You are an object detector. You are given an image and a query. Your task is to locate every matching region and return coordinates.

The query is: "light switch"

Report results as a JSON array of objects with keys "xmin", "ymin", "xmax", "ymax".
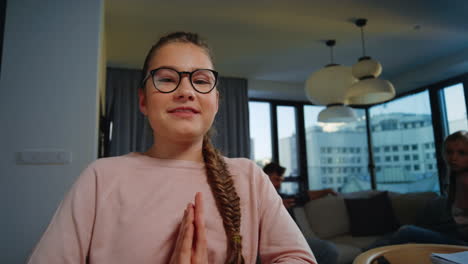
[{"xmin": 17, "ymin": 150, "xmax": 72, "ymax": 165}]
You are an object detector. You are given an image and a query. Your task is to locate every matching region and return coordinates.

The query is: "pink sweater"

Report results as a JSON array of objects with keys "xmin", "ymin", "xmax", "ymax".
[{"xmin": 27, "ymin": 153, "xmax": 316, "ymax": 264}]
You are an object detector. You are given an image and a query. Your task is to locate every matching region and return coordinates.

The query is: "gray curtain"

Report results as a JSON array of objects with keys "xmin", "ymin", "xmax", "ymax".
[
  {"xmin": 105, "ymin": 68, "xmax": 250, "ymax": 158},
  {"xmin": 105, "ymin": 68, "xmax": 152, "ymax": 156},
  {"xmin": 213, "ymin": 77, "xmax": 250, "ymax": 158}
]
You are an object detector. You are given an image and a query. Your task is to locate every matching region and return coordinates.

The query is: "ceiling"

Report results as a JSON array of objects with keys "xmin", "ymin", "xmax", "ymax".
[{"xmin": 105, "ymin": 0, "xmax": 468, "ymax": 100}]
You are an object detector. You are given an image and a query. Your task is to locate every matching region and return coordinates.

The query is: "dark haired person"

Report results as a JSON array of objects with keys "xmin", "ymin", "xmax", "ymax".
[
  {"xmin": 27, "ymin": 32, "xmax": 316, "ymax": 263},
  {"xmin": 263, "ymin": 162, "xmax": 337, "ymax": 209},
  {"xmin": 263, "ymin": 162, "xmax": 339, "ymax": 264}
]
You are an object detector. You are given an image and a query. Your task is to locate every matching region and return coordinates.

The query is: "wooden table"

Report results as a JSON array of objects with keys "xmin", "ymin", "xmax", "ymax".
[{"xmin": 353, "ymin": 243, "xmax": 468, "ymax": 264}]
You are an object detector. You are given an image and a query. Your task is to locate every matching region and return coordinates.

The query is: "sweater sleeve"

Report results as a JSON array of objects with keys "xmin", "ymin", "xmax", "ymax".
[
  {"xmin": 27, "ymin": 164, "xmax": 97, "ymax": 264},
  {"xmin": 255, "ymin": 167, "xmax": 317, "ymax": 264}
]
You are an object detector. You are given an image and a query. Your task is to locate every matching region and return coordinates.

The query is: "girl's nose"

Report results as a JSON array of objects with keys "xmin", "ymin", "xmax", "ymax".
[{"xmin": 174, "ymin": 76, "xmax": 195, "ymax": 100}]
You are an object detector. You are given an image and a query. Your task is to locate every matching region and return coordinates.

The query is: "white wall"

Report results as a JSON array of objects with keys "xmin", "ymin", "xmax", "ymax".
[{"xmin": 0, "ymin": 0, "xmax": 103, "ymax": 263}]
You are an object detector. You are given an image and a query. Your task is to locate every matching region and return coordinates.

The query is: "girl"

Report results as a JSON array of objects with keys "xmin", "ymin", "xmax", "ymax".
[{"xmin": 27, "ymin": 32, "xmax": 316, "ymax": 264}]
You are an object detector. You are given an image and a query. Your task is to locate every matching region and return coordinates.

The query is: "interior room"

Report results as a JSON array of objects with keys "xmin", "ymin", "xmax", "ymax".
[{"xmin": 1, "ymin": 0, "xmax": 468, "ymax": 263}]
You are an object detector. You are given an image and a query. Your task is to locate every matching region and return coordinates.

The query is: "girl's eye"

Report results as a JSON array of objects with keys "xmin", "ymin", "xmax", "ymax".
[
  {"xmin": 157, "ymin": 77, "xmax": 177, "ymax": 83},
  {"xmin": 193, "ymin": 79, "xmax": 211, "ymax": 85}
]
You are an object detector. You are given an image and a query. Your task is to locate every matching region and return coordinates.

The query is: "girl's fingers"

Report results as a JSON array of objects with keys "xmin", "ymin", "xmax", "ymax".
[
  {"xmin": 182, "ymin": 203, "xmax": 195, "ymax": 253},
  {"xmin": 193, "ymin": 192, "xmax": 208, "ymax": 263},
  {"xmin": 169, "ymin": 204, "xmax": 194, "ymax": 264}
]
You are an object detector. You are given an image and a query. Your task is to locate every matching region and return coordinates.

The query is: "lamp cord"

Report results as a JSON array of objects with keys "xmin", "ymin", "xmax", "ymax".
[{"xmin": 360, "ymin": 27, "xmax": 367, "ymax": 57}]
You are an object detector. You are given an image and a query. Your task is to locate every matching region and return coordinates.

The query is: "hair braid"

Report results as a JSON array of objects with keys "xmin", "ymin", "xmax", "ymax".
[{"xmin": 202, "ymin": 134, "xmax": 245, "ymax": 264}]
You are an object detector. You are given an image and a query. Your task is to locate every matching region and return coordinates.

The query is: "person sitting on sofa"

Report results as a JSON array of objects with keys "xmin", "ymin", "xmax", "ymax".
[
  {"xmin": 263, "ymin": 162, "xmax": 337, "ymax": 209},
  {"xmin": 366, "ymin": 130, "xmax": 468, "ymax": 249},
  {"xmin": 263, "ymin": 162, "xmax": 339, "ymax": 264}
]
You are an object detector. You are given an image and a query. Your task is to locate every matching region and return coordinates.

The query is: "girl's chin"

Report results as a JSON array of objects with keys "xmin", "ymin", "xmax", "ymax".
[{"xmin": 165, "ymin": 130, "xmax": 206, "ymax": 142}]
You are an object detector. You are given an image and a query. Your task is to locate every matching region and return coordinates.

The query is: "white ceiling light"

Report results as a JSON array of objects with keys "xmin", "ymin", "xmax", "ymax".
[
  {"xmin": 305, "ymin": 40, "xmax": 358, "ymax": 123},
  {"xmin": 346, "ymin": 18, "xmax": 395, "ymax": 105},
  {"xmin": 317, "ymin": 104, "xmax": 358, "ymax": 123}
]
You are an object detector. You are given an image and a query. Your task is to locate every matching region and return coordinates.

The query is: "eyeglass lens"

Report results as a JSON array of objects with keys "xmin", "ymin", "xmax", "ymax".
[{"xmin": 153, "ymin": 68, "xmax": 216, "ymax": 93}]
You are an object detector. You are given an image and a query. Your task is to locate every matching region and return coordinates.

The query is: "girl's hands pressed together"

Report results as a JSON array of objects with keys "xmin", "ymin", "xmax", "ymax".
[{"xmin": 169, "ymin": 192, "xmax": 208, "ymax": 264}]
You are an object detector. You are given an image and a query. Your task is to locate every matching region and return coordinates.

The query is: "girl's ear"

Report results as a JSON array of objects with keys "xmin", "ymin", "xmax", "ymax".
[{"xmin": 138, "ymin": 88, "xmax": 148, "ymax": 116}]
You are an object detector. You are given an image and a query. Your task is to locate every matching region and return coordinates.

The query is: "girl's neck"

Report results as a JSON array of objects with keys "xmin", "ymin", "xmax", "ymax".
[{"xmin": 144, "ymin": 136, "xmax": 204, "ymax": 163}]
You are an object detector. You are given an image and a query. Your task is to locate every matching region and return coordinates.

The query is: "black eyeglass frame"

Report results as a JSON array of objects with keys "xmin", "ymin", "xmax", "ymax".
[{"xmin": 141, "ymin": 67, "xmax": 219, "ymax": 94}]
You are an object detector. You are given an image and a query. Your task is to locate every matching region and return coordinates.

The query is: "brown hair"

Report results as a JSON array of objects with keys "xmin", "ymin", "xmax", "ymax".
[
  {"xmin": 263, "ymin": 162, "xmax": 286, "ymax": 176},
  {"xmin": 141, "ymin": 32, "xmax": 244, "ymax": 264},
  {"xmin": 444, "ymin": 130, "xmax": 468, "ymax": 207}
]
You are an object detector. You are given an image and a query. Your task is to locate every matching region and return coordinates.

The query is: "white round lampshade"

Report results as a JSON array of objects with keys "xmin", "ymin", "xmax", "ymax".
[
  {"xmin": 305, "ymin": 65, "xmax": 357, "ymax": 105},
  {"xmin": 318, "ymin": 105, "xmax": 358, "ymax": 123},
  {"xmin": 346, "ymin": 78, "xmax": 396, "ymax": 105},
  {"xmin": 352, "ymin": 57, "xmax": 382, "ymax": 79}
]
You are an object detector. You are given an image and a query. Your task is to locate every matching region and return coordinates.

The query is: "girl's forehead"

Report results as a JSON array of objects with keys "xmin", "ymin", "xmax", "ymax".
[{"xmin": 150, "ymin": 43, "xmax": 211, "ymax": 65}]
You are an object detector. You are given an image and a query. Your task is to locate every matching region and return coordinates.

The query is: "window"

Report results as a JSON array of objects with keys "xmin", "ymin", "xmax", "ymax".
[
  {"xmin": 384, "ymin": 146, "xmax": 390, "ymax": 152},
  {"xmin": 279, "ymin": 182, "xmax": 299, "ymax": 195},
  {"xmin": 393, "ymin": 155, "xmax": 399, "ymax": 162},
  {"xmin": 442, "ymin": 83, "xmax": 468, "ymax": 134},
  {"xmin": 369, "ymin": 91, "xmax": 439, "ymax": 193},
  {"xmin": 277, "ymin": 106, "xmax": 298, "ymax": 177},
  {"xmin": 249, "ymin": 102, "xmax": 272, "ymax": 167},
  {"xmin": 304, "ymin": 105, "xmax": 370, "ymax": 193},
  {"xmin": 392, "ymin": 145, "xmax": 399, "ymax": 151}
]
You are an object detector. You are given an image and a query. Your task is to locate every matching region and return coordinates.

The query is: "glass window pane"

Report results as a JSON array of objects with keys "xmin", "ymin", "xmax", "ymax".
[
  {"xmin": 277, "ymin": 106, "xmax": 298, "ymax": 177},
  {"xmin": 304, "ymin": 105, "xmax": 370, "ymax": 193},
  {"xmin": 369, "ymin": 91, "xmax": 439, "ymax": 193},
  {"xmin": 442, "ymin": 83, "xmax": 468, "ymax": 134},
  {"xmin": 248, "ymin": 102, "xmax": 272, "ymax": 167},
  {"xmin": 279, "ymin": 181, "xmax": 299, "ymax": 196}
]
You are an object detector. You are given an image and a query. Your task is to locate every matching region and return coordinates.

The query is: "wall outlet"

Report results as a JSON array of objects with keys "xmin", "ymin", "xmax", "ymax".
[{"xmin": 16, "ymin": 150, "xmax": 72, "ymax": 165}]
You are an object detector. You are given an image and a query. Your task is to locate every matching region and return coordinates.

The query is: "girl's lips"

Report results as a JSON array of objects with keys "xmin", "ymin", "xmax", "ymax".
[
  {"xmin": 167, "ymin": 107, "xmax": 200, "ymax": 118},
  {"xmin": 167, "ymin": 106, "xmax": 200, "ymax": 113}
]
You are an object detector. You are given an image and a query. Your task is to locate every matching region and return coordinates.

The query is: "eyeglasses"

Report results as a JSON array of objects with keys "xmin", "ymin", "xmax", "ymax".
[{"xmin": 142, "ymin": 67, "xmax": 218, "ymax": 94}]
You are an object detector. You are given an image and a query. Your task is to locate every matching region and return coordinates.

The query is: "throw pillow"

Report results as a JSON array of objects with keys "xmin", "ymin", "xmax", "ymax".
[
  {"xmin": 344, "ymin": 191, "xmax": 399, "ymax": 236},
  {"xmin": 304, "ymin": 195, "xmax": 350, "ymax": 239}
]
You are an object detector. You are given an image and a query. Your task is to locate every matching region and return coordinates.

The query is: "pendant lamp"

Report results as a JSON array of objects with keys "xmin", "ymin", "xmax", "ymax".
[
  {"xmin": 305, "ymin": 40, "xmax": 358, "ymax": 123},
  {"xmin": 346, "ymin": 18, "xmax": 395, "ymax": 105}
]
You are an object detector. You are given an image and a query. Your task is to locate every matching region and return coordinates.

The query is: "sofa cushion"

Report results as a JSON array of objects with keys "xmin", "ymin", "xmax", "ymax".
[
  {"xmin": 292, "ymin": 207, "xmax": 318, "ymax": 239},
  {"xmin": 333, "ymin": 243, "xmax": 362, "ymax": 264},
  {"xmin": 390, "ymin": 191, "xmax": 438, "ymax": 225},
  {"xmin": 330, "ymin": 234, "xmax": 383, "ymax": 249},
  {"xmin": 304, "ymin": 195, "xmax": 350, "ymax": 239},
  {"xmin": 344, "ymin": 191, "xmax": 399, "ymax": 236}
]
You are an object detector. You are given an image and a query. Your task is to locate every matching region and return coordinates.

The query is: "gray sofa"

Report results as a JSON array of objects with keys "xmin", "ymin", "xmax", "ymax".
[{"xmin": 293, "ymin": 190, "xmax": 440, "ymax": 264}]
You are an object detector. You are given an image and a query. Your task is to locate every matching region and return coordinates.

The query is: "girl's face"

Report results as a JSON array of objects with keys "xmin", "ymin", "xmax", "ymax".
[
  {"xmin": 445, "ymin": 140, "xmax": 468, "ymax": 173},
  {"xmin": 139, "ymin": 42, "xmax": 219, "ymax": 144}
]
